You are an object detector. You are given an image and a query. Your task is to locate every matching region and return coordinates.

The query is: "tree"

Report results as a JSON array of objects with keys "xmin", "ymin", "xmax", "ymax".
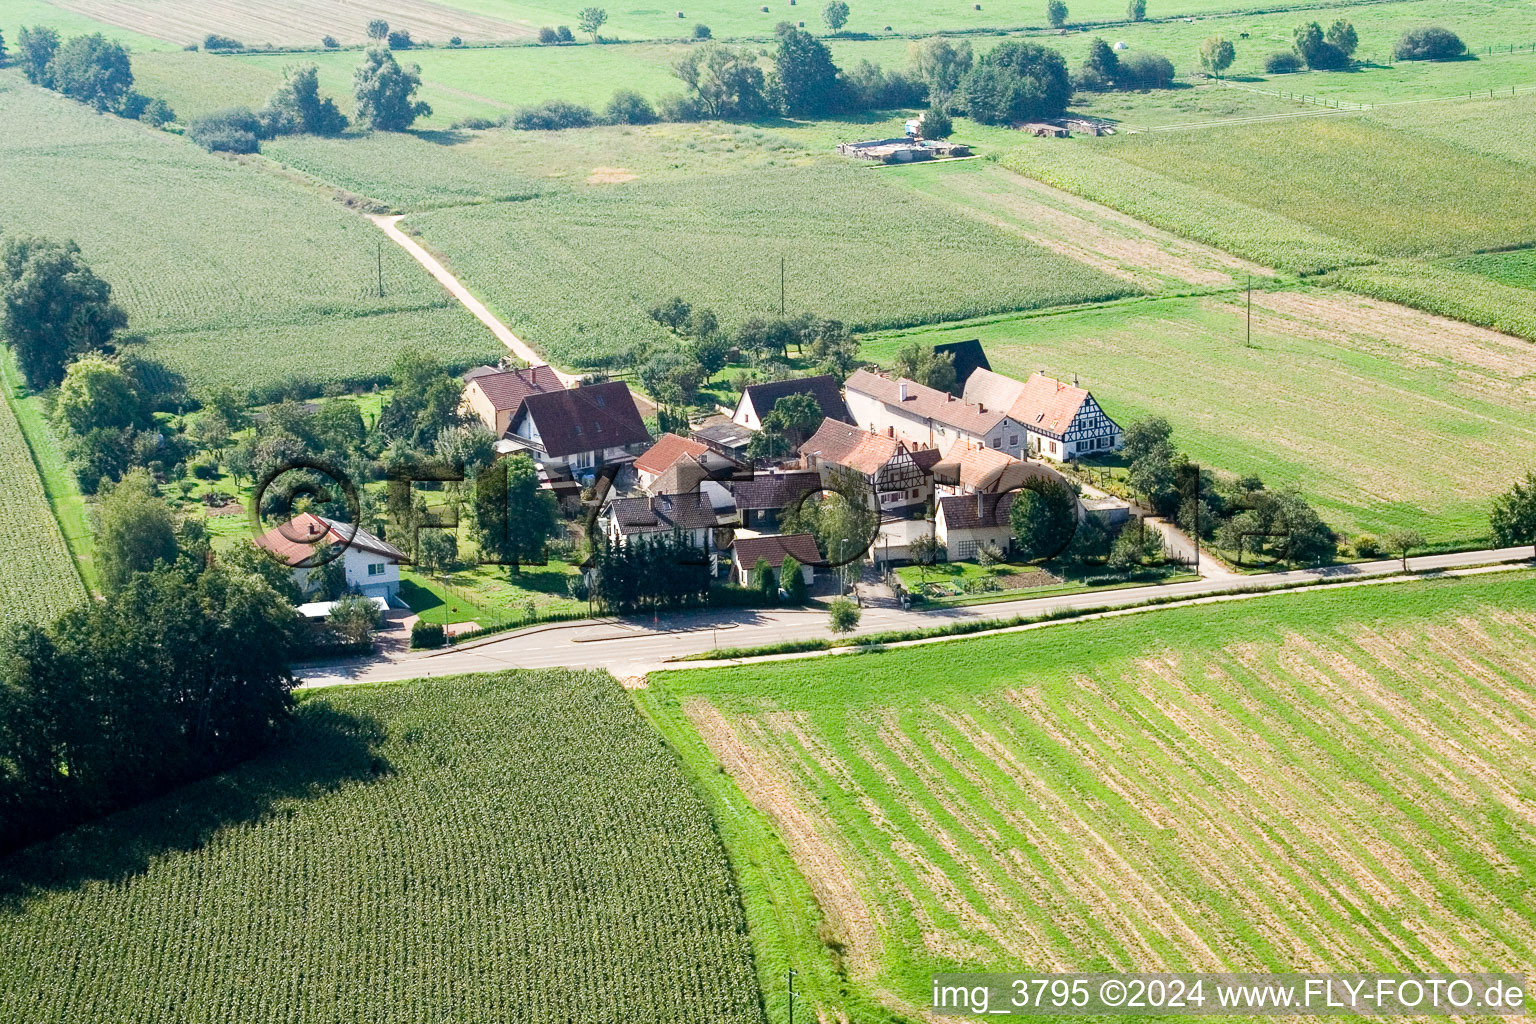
[
  {"xmin": 0, "ymin": 29, "xmax": 6, "ymax": 66},
  {"xmin": 96, "ymin": 469, "xmax": 178, "ymax": 593},
  {"xmin": 773, "ymin": 24, "xmax": 843, "ymax": 116},
  {"xmin": 779, "ymin": 555, "xmax": 808, "ymax": 603},
  {"xmin": 186, "ymin": 106, "xmax": 264, "ymax": 153},
  {"xmin": 747, "ymin": 392, "xmax": 823, "ymax": 460},
  {"xmin": 1118, "ymin": 50, "xmax": 1175, "ymax": 89},
  {"xmin": 353, "ymin": 47, "xmax": 431, "ymax": 130},
  {"xmin": 16, "ymin": 26, "xmax": 60, "ymax": 86},
  {"xmin": 417, "ymin": 529, "xmax": 459, "ymax": 578},
  {"xmin": 893, "ymin": 341, "xmax": 958, "ymax": 394},
  {"xmin": 1199, "ymin": 34, "xmax": 1235, "ymax": 77},
  {"xmin": 1120, "ymin": 415, "xmax": 1173, "ymax": 465},
  {"xmin": 1394, "ymin": 27, "xmax": 1465, "ymax": 61},
  {"xmin": 1293, "ymin": 20, "xmax": 1354, "ymax": 70},
  {"xmin": 1, "ymin": 236, "xmax": 127, "ymax": 388},
  {"xmin": 366, "ymin": 19, "xmax": 389, "ymax": 40},
  {"xmin": 386, "ymin": 29, "xmax": 413, "ymax": 49},
  {"xmin": 908, "ymin": 531, "xmax": 941, "ymax": 581},
  {"xmin": 823, "ymin": 0, "xmax": 850, "ymax": 33},
  {"xmin": 1127, "ymin": 447, "xmax": 1175, "ymax": 511},
  {"xmin": 917, "ymin": 104, "xmax": 951, "ymax": 139},
  {"xmin": 960, "ymin": 40, "xmax": 1072, "ymax": 125},
  {"xmin": 46, "ymin": 33, "xmax": 133, "ymax": 111},
  {"xmin": 1077, "ymin": 37, "xmax": 1120, "ymax": 90},
  {"xmin": 327, "ymin": 593, "xmax": 382, "ymax": 645},
  {"xmin": 139, "ymin": 97, "xmax": 175, "ymax": 127},
  {"xmin": 694, "ymin": 24, "xmax": 712, "ymax": 39},
  {"xmin": 1009, "ymin": 479, "xmax": 1077, "ymax": 561},
  {"xmin": 1491, "ymin": 473, "xmax": 1536, "ymax": 558},
  {"xmin": 640, "ymin": 349, "xmax": 705, "ymax": 407},
  {"xmin": 1326, "ymin": 19, "xmax": 1358, "ymax": 58},
  {"xmin": 693, "ymin": 332, "xmax": 731, "ymax": 381},
  {"xmin": 606, "ymin": 88, "xmax": 657, "ymax": 124},
  {"xmin": 259, "ymin": 63, "xmax": 348, "ymax": 136},
  {"xmin": 806, "ymin": 318, "xmax": 860, "ymax": 378},
  {"xmin": 1127, "ymin": 0, "xmax": 1146, "ymax": 21},
  {"xmin": 578, "ymin": 7, "xmax": 608, "ymax": 41},
  {"xmin": 1047, "ymin": 0, "xmax": 1069, "ymax": 28},
  {"xmin": 1381, "ymin": 527, "xmax": 1425, "ymax": 571},
  {"xmin": 55, "ymin": 356, "xmax": 142, "ymax": 434},
  {"xmin": 474, "ymin": 454, "xmax": 558, "ymax": 573},
  {"xmin": 828, "ymin": 596, "xmax": 860, "ymax": 633},
  {"xmin": 1108, "ymin": 518, "xmax": 1163, "ymax": 569},
  {"xmin": 907, "ymin": 36, "xmax": 972, "ymax": 108},
  {"xmin": 673, "ymin": 42, "xmax": 769, "ymax": 118}
]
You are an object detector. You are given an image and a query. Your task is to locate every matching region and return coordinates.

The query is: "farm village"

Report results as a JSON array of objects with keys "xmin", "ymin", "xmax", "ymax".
[{"xmin": 4, "ymin": 0, "xmax": 1536, "ymax": 1022}]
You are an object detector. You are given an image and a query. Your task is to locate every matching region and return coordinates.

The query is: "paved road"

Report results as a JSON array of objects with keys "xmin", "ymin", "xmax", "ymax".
[{"xmin": 296, "ymin": 546, "xmax": 1534, "ymax": 687}]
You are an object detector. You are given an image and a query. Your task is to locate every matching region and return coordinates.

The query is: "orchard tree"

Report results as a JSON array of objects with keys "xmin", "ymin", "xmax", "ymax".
[
  {"xmin": 823, "ymin": 0, "xmax": 850, "ymax": 33},
  {"xmin": 1491, "ymin": 473, "xmax": 1536, "ymax": 558},
  {"xmin": 746, "ymin": 392, "xmax": 823, "ymax": 459},
  {"xmin": 1381, "ymin": 527, "xmax": 1424, "ymax": 571},
  {"xmin": 1, "ymin": 236, "xmax": 127, "ymax": 388},
  {"xmin": 367, "ymin": 19, "xmax": 390, "ymax": 41},
  {"xmin": 1047, "ymin": 0, "xmax": 1069, "ymax": 28},
  {"xmin": 353, "ymin": 46, "xmax": 431, "ymax": 130},
  {"xmin": 474, "ymin": 453, "xmax": 558, "ymax": 573},
  {"xmin": 578, "ymin": 7, "xmax": 608, "ymax": 41},
  {"xmin": 1199, "ymin": 34, "xmax": 1235, "ymax": 77}
]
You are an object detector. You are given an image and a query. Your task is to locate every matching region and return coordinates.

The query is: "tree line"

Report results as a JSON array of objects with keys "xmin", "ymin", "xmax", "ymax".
[{"xmin": 11, "ymin": 26, "xmax": 176, "ymax": 125}]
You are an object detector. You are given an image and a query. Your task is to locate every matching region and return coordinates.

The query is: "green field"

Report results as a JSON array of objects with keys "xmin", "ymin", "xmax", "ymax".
[
  {"xmin": 644, "ymin": 570, "xmax": 1536, "ymax": 1021},
  {"xmin": 862, "ymin": 289, "xmax": 1536, "ymax": 543},
  {"xmin": 404, "ymin": 162, "xmax": 1133, "ymax": 367},
  {"xmin": 0, "ymin": 76, "xmax": 500, "ymax": 396},
  {"xmin": 0, "ymin": 359, "xmax": 87, "ymax": 627},
  {"xmin": 0, "ymin": 670, "xmax": 766, "ymax": 1023}
]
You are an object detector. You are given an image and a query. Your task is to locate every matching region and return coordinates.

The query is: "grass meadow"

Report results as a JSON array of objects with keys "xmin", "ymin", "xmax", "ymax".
[
  {"xmin": 0, "ymin": 670, "xmax": 766, "ymax": 1023},
  {"xmin": 644, "ymin": 570, "xmax": 1536, "ymax": 1021},
  {"xmin": 0, "ymin": 76, "xmax": 501, "ymax": 396},
  {"xmin": 402, "ymin": 161, "xmax": 1136, "ymax": 368},
  {"xmin": 861, "ymin": 290, "xmax": 1536, "ymax": 543}
]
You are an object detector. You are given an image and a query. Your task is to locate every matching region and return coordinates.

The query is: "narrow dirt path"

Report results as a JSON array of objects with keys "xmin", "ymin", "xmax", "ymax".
[{"xmin": 368, "ymin": 214, "xmax": 582, "ymax": 386}]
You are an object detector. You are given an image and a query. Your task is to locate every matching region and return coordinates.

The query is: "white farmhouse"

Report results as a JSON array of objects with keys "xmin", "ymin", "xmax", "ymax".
[
  {"xmin": 962, "ymin": 369, "xmax": 1122, "ymax": 461},
  {"xmin": 843, "ymin": 369, "xmax": 1023, "ymax": 457},
  {"xmin": 254, "ymin": 512, "xmax": 404, "ymax": 601}
]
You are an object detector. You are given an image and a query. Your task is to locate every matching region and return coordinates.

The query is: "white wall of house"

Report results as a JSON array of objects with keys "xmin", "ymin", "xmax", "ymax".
[
  {"xmin": 935, "ymin": 506, "xmax": 1014, "ymax": 563},
  {"xmin": 733, "ymin": 557, "xmax": 814, "ymax": 587},
  {"xmin": 846, "ymin": 388, "xmax": 1021, "ymax": 458},
  {"xmin": 295, "ymin": 546, "xmax": 400, "ymax": 599},
  {"xmin": 731, "ymin": 393, "xmax": 762, "ymax": 429}
]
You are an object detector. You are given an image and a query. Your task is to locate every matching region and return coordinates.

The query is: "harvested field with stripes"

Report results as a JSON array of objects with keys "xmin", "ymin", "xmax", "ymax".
[{"xmin": 650, "ymin": 573, "xmax": 1536, "ymax": 1019}]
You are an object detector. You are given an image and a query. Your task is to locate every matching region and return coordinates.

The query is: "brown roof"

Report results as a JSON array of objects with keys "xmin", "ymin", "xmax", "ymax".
[
  {"xmin": 253, "ymin": 512, "xmax": 405, "ymax": 567},
  {"xmin": 732, "ymin": 533, "xmax": 822, "ymax": 569},
  {"xmin": 609, "ymin": 492, "xmax": 720, "ymax": 535},
  {"xmin": 932, "ymin": 445, "xmax": 1031, "ymax": 492},
  {"xmin": 635, "ymin": 433, "xmax": 710, "ymax": 476},
  {"xmin": 468, "ymin": 364, "xmax": 563, "ymax": 413},
  {"xmin": 938, "ymin": 492, "xmax": 1016, "ymax": 531},
  {"xmin": 963, "ymin": 369, "xmax": 1104, "ymax": 438},
  {"xmin": 739, "ymin": 374, "xmax": 851, "ymax": 423},
  {"xmin": 845, "ymin": 368, "xmax": 1008, "ymax": 435},
  {"xmin": 910, "ymin": 447, "xmax": 943, "ymax": 472},
  {"xmin": 732, "ymin": 471, "xmax": 823, "ymax": 510},
  {"xmin": 515, "ymin": 381, "xmax": 651, "ymax": 458},
  {"xmin": 798, "ymin": 417, "xmax": 903, "ymax": 475},
  {"xmin": 650, "ymin": 455, "xmax": 709, "ymax": 498}
]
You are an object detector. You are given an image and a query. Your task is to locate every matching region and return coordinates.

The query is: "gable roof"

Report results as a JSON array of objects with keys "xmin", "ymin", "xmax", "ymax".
[
  {"xmin": 608, "ymin": 492, "xmax": 720, "ymax": 535},
  {"xmin": 253, "ymin": 512, "xmax": 405, "ymax": 566},
  {"xmin": 938, "ymin": 491, "xmax": 1016, "ymax": 532},
  {"xmin": 739, "ymin": 374, "xmax": 852, "ymax": 424},
  {"xmin": 650, "ymin": 455, "xmax": 709, "ymax": 498},
  {"xmin": 932, "ymin": 444, "xmax": 1031, "ymax": 493},
  {"xmin": 634, "ymin": 432, "xmax": 711, "ymax": 476},
  {"xmin": 845, "ymin": 368, "xmax": 1008, "ymax": 435},
  {"xmin": 732, "ymin": 471, "xmax": 823, "ymax": 510},
  {"xmin": 516, "ymin": 381, "xmax": 651, "ymax": 457},
  {"xmin": 732, "ymin": 532, "xmax": 822, "ymax": 569},
  {"xmin": 799, "ymin": 417, "xmax": 904, "ymax": 475},
  {"xmin": 963, "ymin": 369, "xmax": 1099, "ymax": 437},
  {"xmin": 933, "ymin": 339, "xmax": 992, "ymax": 389},
  {"xmin": 468, "ymin": 364, "xmax": 563, "ymax": 413},
  {"xmin": 692, "ymin": 419, "xmax": 754, "ymax": 454}
]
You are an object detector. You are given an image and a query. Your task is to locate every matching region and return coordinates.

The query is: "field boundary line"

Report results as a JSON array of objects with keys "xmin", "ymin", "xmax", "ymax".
[{"xmin": 367, "ymin": 214, "xmax": 580, "ymax": 385}]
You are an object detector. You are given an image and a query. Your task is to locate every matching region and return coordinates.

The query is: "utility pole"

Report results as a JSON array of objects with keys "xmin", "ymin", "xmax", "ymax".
[
  {"xmin": 377, "ymin": 242, "xmax": 384, "ymax": 298},
  {"xmin": 780, "ymin": 255, "xmax": 786, "ymax": 317},
  {"xmin": 1245, "ymin": 274, "xmax": 1252, "ymax": 347},
  {"xmin": 788, "ymin": 968, "xmax": 797, "ymax": 1024}
]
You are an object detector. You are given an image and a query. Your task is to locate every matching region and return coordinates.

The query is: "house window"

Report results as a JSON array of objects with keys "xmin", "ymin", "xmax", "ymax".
[
  {"xmin": 1010, "ymin": 435, "xmax": 1019, "ymax": 447},
  {"xmin": 957, "ymin": 539, "xmax": 978, "ymax": 560},
  {"xmin": 991, "ymin": 437, "xmax": 1001, "ymax": 448},
  {"xmin": 367, "ymin": 563, "xmax": 386, "ymax": 577}
]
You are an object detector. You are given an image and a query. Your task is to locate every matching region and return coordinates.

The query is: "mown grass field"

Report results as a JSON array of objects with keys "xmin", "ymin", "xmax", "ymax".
[
  {"xmin": 0, "ymin": 358, "xmax": 87, "ymax": 628},
  {"xmin": 644, "ymin": 571, "xmax": 1536, "ymax": 1021},
  {"xmin": 0, "ymin": 670, "xmax": 766, "ymax": 1023},
  {"xmin": 0, "ymin": 76, "xmax": 500, "ymax": 396},
  {"xmin": 862, "ymin": 290, "xmax": 1536, "ymax": 543},
  {"xmin": 404, "ymin": 162, "xmax": 1135, "ymax": 368}
]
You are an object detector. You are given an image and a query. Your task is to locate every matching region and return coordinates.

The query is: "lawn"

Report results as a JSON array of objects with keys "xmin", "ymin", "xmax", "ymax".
[
  {"xmin": 643, "ymin": 570, "xmax": 1536, "ymax": 1021},
  {"xmin": 400, "ymin": 559, "xmax": 585, "ymax": 627},
  {"xmin": 0, "ymin": 75, "xmax": 501, "ymax": 397},
  {"xmin": 861, "ymin": 290, "xmax": 1536, "ymax": 544},
  {"xmin": 0, "ymin": 670, "xmax": 766, "ymax": 1023},
  {"xmin": 404, "ymin": 161, "xmax": 1135, "ymax": 368}
]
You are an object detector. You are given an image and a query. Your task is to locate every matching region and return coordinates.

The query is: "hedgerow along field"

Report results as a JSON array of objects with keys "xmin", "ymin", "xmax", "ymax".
[
  {"xmin": 862, "ymin": 290, "xmax": 1536, "ymax": 543},
  {"xmin": 0, "ymin": 362, "xmax": 87, "ymax": 628},
  {"xmin": 0, "ymin": 77, "xmax": 501, "ymax": 397},
  {"xmin": 0, "ymin": 670, "xmax": 766, "ymax": 1024},
  {"xmin": 404, "ymin": 162, "xmax": 1135, "ymax": 368},
  {"xmin": 643, "ymin": 571, "xmax": 1536, "ymax": 1021}
]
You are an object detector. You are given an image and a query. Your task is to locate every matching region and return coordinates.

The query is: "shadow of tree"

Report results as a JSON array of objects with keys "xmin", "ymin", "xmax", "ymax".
[
  {"xmin": 410, "ymin": 128, "xmax": 476, "ymax": 146},
  {"xmin": 0, "ymin": 703, "xmax": 389, "ymax": 914}
]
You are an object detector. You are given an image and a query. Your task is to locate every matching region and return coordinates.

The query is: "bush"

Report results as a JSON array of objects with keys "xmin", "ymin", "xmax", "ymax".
[
  {"xmin": 605, "ymin": 88, "xmax": 658, "ymax": 124},
  {"xmin": 138, "ymin": 96, "xmax": 176, "ymax": 126},
  {"xmin": 1117, "ymin": 50, "xmax": 1175, "ymax": 89},
  {"xmin": 508, "ymin": 100, "xmax": 595, "ymax": 130},
  {"xmin": 1264, "ymin": 50, "xmax": 1304, "ymax": 73},
  {"xmin": 1394, "ymin": 26, "xmax": 1465, "ymax": 61},
  {"xmin": 538, "ymin": 26, "xmax": 559, "ymax": 43},
  {"xmin": 452, "ymin": 115, "xmax": 504, "ymax": 129},
  {"xmin": 694, "ymin": 23, "xmax": 712, "ymax": 39},
  {"xmin": 203, "ymin": 33, "xmax": 243, "ymax": 50},
  {"xmin": 386, "ymin": 29, "xmax": 413, "ymax": 49},
  {"xmin": 322, "ymin": 35, "xmax": 339, "ymax": 48},
  {"xmin": 1352, "ymin": 533, "xmax": 1382, "ymax": 558},
  {"xmin": 657, "ymin": 92, "xmax": 706, "ymax": 121},
  {"xmin": 186, "ymin": 106, "xmax": 264, "ymax": 153},
  {"xmin": 410, "ymin": 621, "xmax": 445, "ymax": 649},
  {"xmin": 557, "ymin": 25, "xmax": 574, "ymax": 42},
  {"xmin": 449, "ymin": 35, "xmax": 463, "ymax": 46}
]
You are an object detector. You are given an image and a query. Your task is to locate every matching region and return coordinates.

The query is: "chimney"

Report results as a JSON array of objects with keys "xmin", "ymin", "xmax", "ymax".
[
  {"xmin": 899, "ymin": 381, "xmax": 909, "ymax": 401},
  {"xmin": 1073, "ymin": 373, "xmax": 1080, "ymax": 387}
]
